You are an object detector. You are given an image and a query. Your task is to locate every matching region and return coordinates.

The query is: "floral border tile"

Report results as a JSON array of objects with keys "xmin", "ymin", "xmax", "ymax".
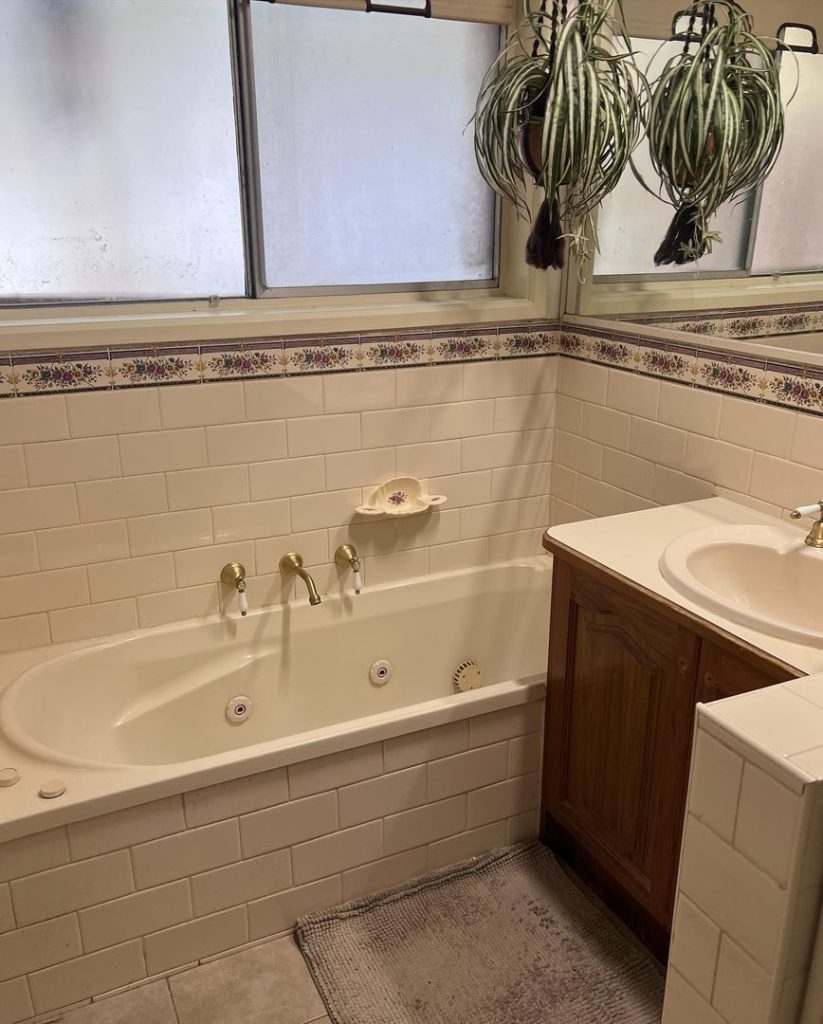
[
  {"xmin": 498, "ymin": 325, "xmax": 556, "ymax": 358},
  {"xmin": 10, "ymin": 350, "xmax": 112, "ymax": 394},
  {"xmin": 647, "ymin": 301, "xmax": 823, "ymax": 341},
  {"xmin": 360, "ymin": 332, "xmax": 430, "ymax": 369},
  {"xmin": 765, "ymin": 368, "xmax": 823, "ymax": 411},
  {"xmin": 430, "ymin": 328, "xmax": 495, "ymax": 363},
  {"xmin": 695, "ymin": 356, "xmax": 763, "ymax": 397},
  {"xmin": 110, "ymin": 346, "xmax": 201, "ymax": 388},
  {"xmin": 557, "ymin": 331, "xmax": 587, "ymax": 356},
  {"xmin": 282, "ymin": 337, "xmax": 360, "ymax": 375},
  {"xmin": 0, "ymin": 356, "xmax": 15, "ymax": 398},
  {"xmin": 640, "ymin": 346, "xmax": 696, "ymax": 383},
  {"xmin": 200, "ymin": 339, "xmax": 284, "ymax": 381},
  {"xmin": 7, "ymin": 318, "xmax": 823, "ymax": 418}
]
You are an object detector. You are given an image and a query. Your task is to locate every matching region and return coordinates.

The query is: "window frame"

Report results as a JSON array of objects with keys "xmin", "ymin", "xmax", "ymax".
[
  {"xmin": 0, "ymin": 0, "xmax": 555, "ymax": 353},
  {"xmin": 235, "ymin": 0, "xmax": 503, "ymax": 299},
  {"xmin": 568, "ymin": 1, "xmax": 823, "ymax": 318}
]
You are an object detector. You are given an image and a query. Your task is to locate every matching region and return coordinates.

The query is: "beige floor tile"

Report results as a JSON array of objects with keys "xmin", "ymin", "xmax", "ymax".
[
  {"xmin": 62, "ymin": 981, "xmax": 176, "ymax": 1024},
  {"xmin": 170, "ymin": 937, "xmax": 325, "ymax": 1024}
]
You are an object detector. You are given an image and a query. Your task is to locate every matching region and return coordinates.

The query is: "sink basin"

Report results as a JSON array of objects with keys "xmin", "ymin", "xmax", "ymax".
[{"xmin": 660, "ymin": 524, "xmax": 823, "ymax": 645}]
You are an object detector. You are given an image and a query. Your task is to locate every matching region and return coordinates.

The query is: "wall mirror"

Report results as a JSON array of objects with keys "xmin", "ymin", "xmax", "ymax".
[{"xmin": 564, "ymin": 0, "xmax": 823, "ymax": 358}]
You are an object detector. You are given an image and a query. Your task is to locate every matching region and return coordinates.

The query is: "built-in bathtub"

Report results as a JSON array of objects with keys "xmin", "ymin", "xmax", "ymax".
[
  {"xmin": 0, "ymin": 558, "xmax": 551, "ymax": 1016},
  {"xmin": 0, "ymin": 557, "xmax": 551, "ymax": 840}
]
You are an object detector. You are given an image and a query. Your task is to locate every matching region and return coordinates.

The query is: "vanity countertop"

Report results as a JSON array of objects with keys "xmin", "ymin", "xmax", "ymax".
[{"xmin": 543, "ymin": 496, "xmax": 823, "ymax": 677}]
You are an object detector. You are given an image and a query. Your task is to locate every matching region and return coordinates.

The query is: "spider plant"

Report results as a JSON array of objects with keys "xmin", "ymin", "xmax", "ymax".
[
  {"xmin": 474, "ymin": 0, "xmax": 647, "ymax": 270},
  {"xmin": 645, "ymin": 0, "xmax": 785, "ymax": 266}
]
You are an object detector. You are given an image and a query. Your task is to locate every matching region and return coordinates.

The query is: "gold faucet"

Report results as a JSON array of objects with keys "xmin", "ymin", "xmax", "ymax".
[
  {"xmin": 279, "ymin": 552, "xmax": 322, "ymax": 606},
  {"xmin": 790, "ymin": 501, "xmax": 823, "ymax": 548},
  {"xmin": 220, "ymin": 562, "xmax": 248, "ymax": 616},
  {"xmin": 334, "ymin": 543, "xmax": 362, "ymax": 594}
]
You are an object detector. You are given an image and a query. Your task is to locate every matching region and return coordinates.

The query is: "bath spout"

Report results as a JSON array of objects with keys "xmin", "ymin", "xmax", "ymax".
[{"xmin": 279, "ymin": 552, "xmax": 322, "ymax": 606}]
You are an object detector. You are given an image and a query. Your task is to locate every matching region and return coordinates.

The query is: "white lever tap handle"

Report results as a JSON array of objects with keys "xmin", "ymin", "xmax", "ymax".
[
  {"xmin": 791, "ymin": 502, "xmax": 823, "ymax": 519},
  {"xmin": 352, "ymin": 570, "xmax": 363, "ymax": 595},
  {"xmin": 238, "ymin": 590, "xmax": 248, "ymax": 616}
]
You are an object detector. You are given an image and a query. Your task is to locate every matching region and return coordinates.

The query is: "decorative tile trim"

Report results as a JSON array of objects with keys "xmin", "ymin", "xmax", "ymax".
[
  {"xmin": 0, "ymin": 321, "xmax": 559, "ymax": 398},
  {"xmin": 559, "ymin": 323, "xmax": 823, "ymax": 416},
  {"xmin": 4, "ymin": 316, "xmax": 823, "ymax": 416},
  {"xmin": 625, "ymin": 300, "xmax": 823, "ymax": 341}
]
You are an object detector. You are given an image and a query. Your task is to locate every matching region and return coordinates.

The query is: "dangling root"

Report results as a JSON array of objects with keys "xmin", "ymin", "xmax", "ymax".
[
  {"xmin": 654, "ymin": 204, "xmax": 714, "ymax": 266},
  {"xmin": 526, "ymin": 196, "xmax": 565, "ymax": 270}
]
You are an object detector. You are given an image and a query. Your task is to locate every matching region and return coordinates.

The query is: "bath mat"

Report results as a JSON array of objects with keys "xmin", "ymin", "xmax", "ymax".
[{"xmin": 296, "ymin": 841, "xmax": 664, "ymax": 1024}]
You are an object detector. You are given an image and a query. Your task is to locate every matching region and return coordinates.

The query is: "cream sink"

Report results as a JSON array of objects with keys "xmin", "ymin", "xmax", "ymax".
[{"xmin": 660, "ymin": 524, "xmax": 823, "ymax": 645}]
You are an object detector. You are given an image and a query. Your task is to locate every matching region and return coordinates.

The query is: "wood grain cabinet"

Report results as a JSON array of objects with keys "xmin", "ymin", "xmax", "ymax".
[{"xmin": 540, "ymin": 548, "xmax": 798, "ymax": 960}]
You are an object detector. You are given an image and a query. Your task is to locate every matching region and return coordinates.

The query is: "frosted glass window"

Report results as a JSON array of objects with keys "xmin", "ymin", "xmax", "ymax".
[
  {"xmin": 0, "ymin": 0, "xmax": 245, "ymax": 303},
  {"xmin": 594, "ymin": 38, "xmax": 751, "ymax": 278},
  {"xmin": 750, "ymin": 50, "xmax": 823, "ymax": 275},
  {"xmin": 250, "ymin": 5, "xmax": 499, "ymax": 291}
]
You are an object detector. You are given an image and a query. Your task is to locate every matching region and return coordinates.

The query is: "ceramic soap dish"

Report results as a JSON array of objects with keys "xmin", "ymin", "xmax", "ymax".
[{"xmin": 357, "ymin": 477, "xmax": 447, "ymax": 518}]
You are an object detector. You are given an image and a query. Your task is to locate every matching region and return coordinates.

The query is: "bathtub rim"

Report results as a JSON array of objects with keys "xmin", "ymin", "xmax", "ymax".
[{"xmin": 0, "ymin": 556, "xmax": 551, "ymax": 844}]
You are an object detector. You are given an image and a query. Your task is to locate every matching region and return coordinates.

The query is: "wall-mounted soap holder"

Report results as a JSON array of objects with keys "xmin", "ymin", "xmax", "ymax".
[{"xmin": 357, "ymin": 477, "xmax": 447, "ymax": 518}]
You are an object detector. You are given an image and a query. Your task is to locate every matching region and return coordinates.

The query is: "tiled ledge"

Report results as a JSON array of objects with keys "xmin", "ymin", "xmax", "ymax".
[
  {"xmin": 5, "ymin": 318, "xmax": 823, "ymax": 417},
  {"xmin": 0, "ymin": 322, "xmax": 558, "ymax": 398}
]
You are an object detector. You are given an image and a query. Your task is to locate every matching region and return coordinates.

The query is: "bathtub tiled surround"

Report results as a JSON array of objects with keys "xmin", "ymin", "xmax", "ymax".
[
  {"xmin": 10, "ymin": 317, "xmax": 823, "ymax": 652},
  {"xmin": 0, "ymin": 353, "xmax": 557, "ymax": 653},
  {"xmin": 0, "ymin": 702, "xmax": 542, "ymax": 1023},
  {"xmin": 663, "ymin": 686, "xmax": 823, "ymax": 1024}
]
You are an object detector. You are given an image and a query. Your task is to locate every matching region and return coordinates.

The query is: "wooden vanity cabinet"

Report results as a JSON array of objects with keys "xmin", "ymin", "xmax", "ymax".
[{"xmin": 540, "ymin": 547, "xmax": 799, "ymax": 960}]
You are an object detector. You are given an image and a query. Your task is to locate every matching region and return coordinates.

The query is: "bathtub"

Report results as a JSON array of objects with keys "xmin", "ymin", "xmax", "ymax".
[{"xmin": 0, "ymin": 557, "xmax": 551, "ymax": 842}]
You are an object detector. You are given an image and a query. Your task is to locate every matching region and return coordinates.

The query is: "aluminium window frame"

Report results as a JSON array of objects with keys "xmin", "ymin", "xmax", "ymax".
[
  {"xmin": 0, "ymin": 1, "xmax": 551, "ymax": 353},
  {"xmin": 0, "ymin": 0, "xmax": 503, "ymax": 311},
  {"xmin": 235, "ymin": 0, "xmax": 503, "ymax": 299}
]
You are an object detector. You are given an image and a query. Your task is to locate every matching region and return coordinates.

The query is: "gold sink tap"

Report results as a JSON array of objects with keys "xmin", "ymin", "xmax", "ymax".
[
  {"xmin": 790, "ymin": 500, "xmax": 823, "ymax": 548},
  {"xmin": 279, "ymin": 552, "xmax": 321, "ymax": 606}
]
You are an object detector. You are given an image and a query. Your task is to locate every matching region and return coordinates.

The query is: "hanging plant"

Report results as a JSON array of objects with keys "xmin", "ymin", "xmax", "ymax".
[
  {"xmin": 474, "ymin": 0, "xmax": 647, "ymax": 270},
  {"xmin": 644, "ymin": 0, "xmax": 785, "ymax": 266}
]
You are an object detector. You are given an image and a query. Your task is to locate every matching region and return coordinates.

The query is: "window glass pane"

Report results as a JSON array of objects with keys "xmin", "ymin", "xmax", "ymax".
[
  {"xmin": 0, "ymin": 0, "xmax": 245, "ymax": 303},
  {"xmin": 250, "ymin": 5, "xmax": 498, "ymax": 291},
  {"xmin": 594, "ymin": 37, "xmax": 751, "ymax": 278},
  {"xmin": 750, "ymin": 50, "xmax": 823, "ymax": 275}
]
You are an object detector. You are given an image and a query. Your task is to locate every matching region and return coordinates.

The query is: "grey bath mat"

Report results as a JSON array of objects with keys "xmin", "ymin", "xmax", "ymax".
[{"xmin": 296, "ymin": 841, "xmax": 664, "ymax": 1024}]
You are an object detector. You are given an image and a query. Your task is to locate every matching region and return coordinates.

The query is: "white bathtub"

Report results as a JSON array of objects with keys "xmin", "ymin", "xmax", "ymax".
[{"xmin": 0, "ymin": 558, "xmax": 551, "ymax": 841}]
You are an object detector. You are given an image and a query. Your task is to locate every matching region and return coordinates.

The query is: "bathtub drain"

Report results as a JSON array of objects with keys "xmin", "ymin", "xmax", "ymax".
[{"xmin": 226, "ymin": 696, "xmax": 253, "ymax": 724}]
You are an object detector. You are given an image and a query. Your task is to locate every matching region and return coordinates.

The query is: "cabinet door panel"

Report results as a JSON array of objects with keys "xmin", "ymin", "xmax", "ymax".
[
  {"xmin": 565, "ymin": 607, "xmax": 660, "ymax": 863},
  {"xmin": 544, "ymin": 559, "xmax": 699, "ymax": 926}
]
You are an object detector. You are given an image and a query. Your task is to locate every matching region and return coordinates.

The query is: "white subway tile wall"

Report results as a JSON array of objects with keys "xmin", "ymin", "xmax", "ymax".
[
  {"xmin": 0, "ymin": 359, "xmax": 557, "ymax": 653},
  {"xmin": 550, "ymin": 359, "xmax": 823, "ymax": 530},
  {"xmin": 0, "ymin": 704, "xmax": 542, "ymax": 1021},
  {"xmin": 663, "ymin": 711, "xmax": 823, "ymax": 1024}
]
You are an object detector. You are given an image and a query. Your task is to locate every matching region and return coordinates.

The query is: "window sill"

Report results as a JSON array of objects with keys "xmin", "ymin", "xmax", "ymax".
[
  {"xmin": 575, "ymin": 272, "xmax": 823, "ymax": 318},
  {"xmin": 0, "ymin": 292, "xmax": 548, "ymax": 353}
]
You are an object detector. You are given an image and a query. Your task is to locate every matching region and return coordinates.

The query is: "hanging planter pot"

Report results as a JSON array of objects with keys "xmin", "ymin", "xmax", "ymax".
[
  {"xmin": 474, "ymin": 0, "xmax": 647, "ymax": 271},
  {"xmin": 641, "ymin": 0, "xmax": 786, "ymax": 266}
]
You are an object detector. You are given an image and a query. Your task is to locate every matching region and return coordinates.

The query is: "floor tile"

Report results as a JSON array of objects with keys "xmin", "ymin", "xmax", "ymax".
[
  {"xmin": 62, "ymin": 982, "xmax": 176, "ymax": 1024},
  {"xmin": 170, "ymin": 937, "xmax": 325, "ymax": 1024}
]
